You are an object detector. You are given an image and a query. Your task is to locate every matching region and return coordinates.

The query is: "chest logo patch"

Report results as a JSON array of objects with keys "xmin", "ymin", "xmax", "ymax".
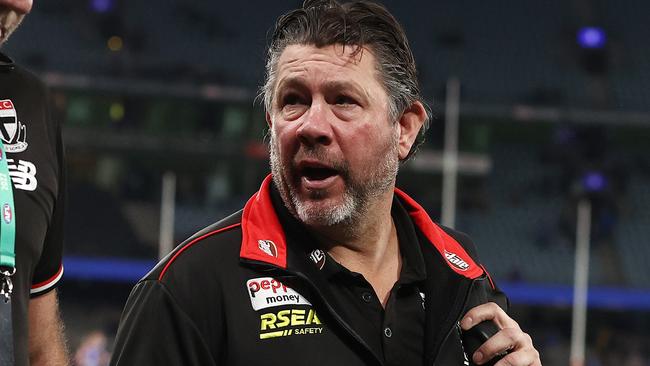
[
  {"xmin": 247, "ymin": 277, "xmax": 324, "ymax": 340},
  {"xmin": 0, "ymin": 100, "xmax": 29, "ymax": 153},
  {"xmin": 247, "ymin": 277, "xmax": 311, "ymax": 311},
  {"xmin": 444, "ymin": 250, "xmax": 470, "ymax": 271},
  {"xmin": 8, "ymin": 159, "xmax": 37, "ymax": 191},
  {"xmin": 309, "ymin": 249, "xmax": 326, "ymax": 270}
]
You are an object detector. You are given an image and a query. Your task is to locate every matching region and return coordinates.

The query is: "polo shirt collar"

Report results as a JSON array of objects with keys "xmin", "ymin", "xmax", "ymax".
[
  {"xmin": 239, "ymin": 175, "xmax": 484, "ymax": 280},
  {"xmin": 311, "ymin": 195, "xmax": 427, "ymax": 284}
]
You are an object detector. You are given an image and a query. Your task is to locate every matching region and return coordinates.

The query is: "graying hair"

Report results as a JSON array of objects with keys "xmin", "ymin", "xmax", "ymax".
[{"xmin": 261, "ymin": 0, "xmax": 431, "ymax": 159}]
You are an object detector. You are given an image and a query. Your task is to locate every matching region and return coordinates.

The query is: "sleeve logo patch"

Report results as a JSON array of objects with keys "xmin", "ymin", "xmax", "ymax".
[
  {"xmin": 444, "ymin": 250, "xmax": 470, "ymax": 271},
  {"xmin": 247, "ymin": 277, "xmax": 311, "ymax": 311}
]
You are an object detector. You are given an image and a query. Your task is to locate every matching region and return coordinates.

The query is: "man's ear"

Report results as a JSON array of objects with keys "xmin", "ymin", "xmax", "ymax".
[
  {"xmin": 266, "ymin": 111, "xmax": 273, "ymax": 127},
  {"xmin": 397, "ymin": 101, "xmax": 427, "ymax": 160}
]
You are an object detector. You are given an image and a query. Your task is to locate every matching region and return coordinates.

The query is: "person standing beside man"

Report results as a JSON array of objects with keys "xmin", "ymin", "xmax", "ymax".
[
  {"xmin": 1, "ymin": 0, "xmax": 69, "ymax": 365},
  {"xmin": 111, "ymin": 1, "xmax": 540, "ymax": 365}
]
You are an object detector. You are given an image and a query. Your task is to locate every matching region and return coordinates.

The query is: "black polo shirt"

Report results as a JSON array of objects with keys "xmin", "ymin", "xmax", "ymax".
[
  {"xmin": 112, "ymin": 175, "xmax": 507, "ymax": 366},
  {"xmin": 271, "ymin": 187, "xmax": 427, "ymax": 365},
  {"xmin": 0, "ymin": 52, "xmax": 66, "ymax": 366}
]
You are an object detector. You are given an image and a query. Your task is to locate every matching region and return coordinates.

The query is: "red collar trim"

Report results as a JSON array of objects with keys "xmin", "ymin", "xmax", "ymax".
[
  {"xmin": 394, "ymin": 188, "xmax": 484, "ymax": 279},
  {"xmin": 239, "ymin": 175, "xmax": 288, "ymax": 268},
  {"xmin": 240, "ymin": 175, "xmax": 483, "ymax": 279}
]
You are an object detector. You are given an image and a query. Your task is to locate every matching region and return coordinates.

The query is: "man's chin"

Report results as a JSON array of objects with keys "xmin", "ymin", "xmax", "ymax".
[{"xmin": 292, "ymin": 195, "xmax": 356, "ymax": 227}]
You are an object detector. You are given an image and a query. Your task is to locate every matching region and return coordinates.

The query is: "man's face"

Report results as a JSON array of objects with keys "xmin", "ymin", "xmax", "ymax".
[
  {"xmin": 268, "ymin": 44, "xmax": 400, "ymax": 227},
  {"xmin": 0, "ymin": 0, "xmax": 32, "ymax": 45}
]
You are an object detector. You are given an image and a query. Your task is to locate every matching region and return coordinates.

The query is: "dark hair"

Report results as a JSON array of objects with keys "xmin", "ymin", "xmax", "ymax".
[{"xmin": 262, "ymin": 0, "xmax": 430, "ymax": 159}]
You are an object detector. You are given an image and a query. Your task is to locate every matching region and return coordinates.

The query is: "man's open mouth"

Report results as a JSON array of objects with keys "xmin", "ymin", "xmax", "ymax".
[
  {"xmin": 296, "ymin": 161, "xmax": 342, "ymax": 188},
  {"xmin": 301, "ymin": 165, "xmax": 339, "ymax": 181}
]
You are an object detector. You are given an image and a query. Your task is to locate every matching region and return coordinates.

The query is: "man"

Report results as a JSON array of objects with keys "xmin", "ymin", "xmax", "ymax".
[
  {"xmin": 0, "ymin": 0, "xmax": 69, "ymax": 365},
  {"xmin": 112, "ymin": 1, "xmax": 540, "ymax": 365}
]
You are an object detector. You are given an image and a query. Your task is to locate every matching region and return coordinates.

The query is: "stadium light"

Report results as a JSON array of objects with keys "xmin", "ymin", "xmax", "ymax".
[
  {"xmin": 582, "ymin": 171, "xmax": 607, "ymax": 192},
  {"xmin": 577, "ymin": 27, "xmax": 606, "ymax": 49},
  {"xmin": 90, "ymin": 0, "xmax": 113, "ymax": 13}
]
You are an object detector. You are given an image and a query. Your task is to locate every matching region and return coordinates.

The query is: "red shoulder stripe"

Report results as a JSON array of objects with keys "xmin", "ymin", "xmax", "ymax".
[{"xmin": 158, "ymin": 223, "xmax": 241, "ymax": 281}]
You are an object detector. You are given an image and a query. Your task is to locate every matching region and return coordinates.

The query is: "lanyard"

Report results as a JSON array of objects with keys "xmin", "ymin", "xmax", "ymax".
[
  {"xmin": 0, "ymin": 297, "xmax": 13, "ymax": 365},
  {"xmin": 0, "ymin": 137, "xmax": 15, "ymax": 366},
  {"xmin": 0, "ymin": 138, "xmax": 16, "ymax": 302}
]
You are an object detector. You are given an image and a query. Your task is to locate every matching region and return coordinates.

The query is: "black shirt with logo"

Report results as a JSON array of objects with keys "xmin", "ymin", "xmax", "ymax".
[
  {"xmin": 111, "ymin": 176, "xmax": 506, "ymax": 366},
  {"xmin": 0, "ymin": 52, "xmax": 65, "ymax": 366},
  {"xmin": 274, "ymin": 189, "xmax": 428, "ymax": 366}
]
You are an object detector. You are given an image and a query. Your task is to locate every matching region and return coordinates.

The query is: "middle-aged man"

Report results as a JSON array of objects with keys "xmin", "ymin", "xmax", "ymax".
[
  {"xmin": 0, "ymin": 0, "xmax": 69, "ymax": 365},
  {"xmin": 111, "ymin": 1, "xmax": 541, "ymax": 365}
]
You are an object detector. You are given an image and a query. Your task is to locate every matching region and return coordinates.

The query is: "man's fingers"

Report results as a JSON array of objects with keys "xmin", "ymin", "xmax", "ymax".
[
  {"xmin": 472, "ymin": 327, "xmax": 519, "ymax": 364},
  {"xmin": 493, "ymin": 348, "xmax": 541, "ymax": 366},
  {"xmin": 461, "ymin": 303, "xmax": 540, "ymax": 365},
  {"xmin": 461, "ymin": 302, "xmax": 518, "ymax": 330},
  {"xmin": 472, "ymin": 328, "xmax": 539, "ymax": 366}
]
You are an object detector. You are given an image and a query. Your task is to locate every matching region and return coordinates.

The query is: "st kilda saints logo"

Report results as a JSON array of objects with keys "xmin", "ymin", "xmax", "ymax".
[
  {"xmin": 0, "ymin": 100, "xmax": 38, "ymax": 191},
  {"xmin": 0, "ymin": 100, "xmax": 29, "ymax": 153}
]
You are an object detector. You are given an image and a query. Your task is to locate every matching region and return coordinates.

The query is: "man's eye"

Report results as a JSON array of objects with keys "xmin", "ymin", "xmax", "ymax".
[
  {"xmin": 335, "ymin": 96, "xmax": 356, "ymax": 106},
  {"xmin": 282, "ymin": 94, "xmax": 305, "ymax": 106}
]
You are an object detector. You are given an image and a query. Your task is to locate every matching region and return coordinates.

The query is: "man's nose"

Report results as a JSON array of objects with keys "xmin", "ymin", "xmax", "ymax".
[{"xmin": 296, "ymin": 100, "xmax": 333, "ymax": 146}]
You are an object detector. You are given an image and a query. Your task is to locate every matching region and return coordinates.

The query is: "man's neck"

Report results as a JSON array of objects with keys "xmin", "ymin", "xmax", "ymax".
[{"xmin": 307, "ymin": 190, "xmax": 401, "ymax": 306}]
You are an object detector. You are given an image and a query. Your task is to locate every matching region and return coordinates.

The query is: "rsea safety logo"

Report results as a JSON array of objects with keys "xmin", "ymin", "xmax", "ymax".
[
  {"xmin": 247, "ymin": 277, "xmax": 324, "ymax": 339},
  {"xmin": 444, "ymin": 250, "xmax": 470, "ymax": 271},
  {"xmin": 259, "ymin": 308, "xmax": 323, "ymax": 339}
]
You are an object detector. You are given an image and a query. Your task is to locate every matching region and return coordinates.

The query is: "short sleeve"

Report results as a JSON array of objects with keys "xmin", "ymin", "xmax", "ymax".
[
  {"xmin": 30, "ymin": 99, "xmax": 65, "ymax": 297},
  {"xmin": 110, "ymin": 280, "xmax": 218, "ymax": 366}
]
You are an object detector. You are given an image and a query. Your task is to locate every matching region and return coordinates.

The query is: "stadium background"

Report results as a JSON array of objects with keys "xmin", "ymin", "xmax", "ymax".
[{"xmin": 5, "ymin": 0, "xmax": 650, "ymax": 364}]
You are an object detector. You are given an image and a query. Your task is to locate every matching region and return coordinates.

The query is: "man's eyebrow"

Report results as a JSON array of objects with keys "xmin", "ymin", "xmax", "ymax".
[
  {"xmin": 322, "ymin": 80, "xmax": 364, "ymax": 93},
  {"xmin": 275, "ymin": 77, "xmax": 371, "ymax": 102},
  {"xmin": 322, "ymin": 80, "xmax": 370, "ymax": 102},
  {"xmin": 275, "ymin": 77, "xmax": 308, "ymax": 93}
]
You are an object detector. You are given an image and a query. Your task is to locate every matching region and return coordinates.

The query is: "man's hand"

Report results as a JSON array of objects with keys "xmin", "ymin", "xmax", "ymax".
[
  {"xmin": 461, "ymin": 302, "xmax": 541, "ymax": 366},
  {"xmin": 28, "ymin": 289, "xmax": 69, "ymax": 365}
]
